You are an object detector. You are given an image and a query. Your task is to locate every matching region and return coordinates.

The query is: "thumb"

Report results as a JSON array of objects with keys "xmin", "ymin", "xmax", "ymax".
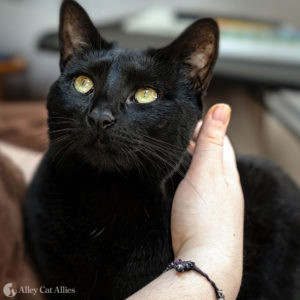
[{"xmin": 188, "ymin": 104, "xmax": 231, "ymax": 178}]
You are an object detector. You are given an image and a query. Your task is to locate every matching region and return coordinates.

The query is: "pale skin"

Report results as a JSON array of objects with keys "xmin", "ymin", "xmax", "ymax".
[{"xmin": 128, "ymin": 104, "xmax": 244, "ymax": 300}]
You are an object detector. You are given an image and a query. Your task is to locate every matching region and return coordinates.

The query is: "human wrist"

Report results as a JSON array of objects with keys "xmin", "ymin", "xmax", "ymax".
[
  {"xmin": 174, "ymin": 245, "xmax": 243, "ymax": 300},
  {"xmin": 127, "ymin": 244, "xmax": 242, "ymax": 300}
]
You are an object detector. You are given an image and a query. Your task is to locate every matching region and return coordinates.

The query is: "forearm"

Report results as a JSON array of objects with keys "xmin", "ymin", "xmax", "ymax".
[{"xmin": 127, "ymin": 247, "xmax": 242, "ymax": 300}]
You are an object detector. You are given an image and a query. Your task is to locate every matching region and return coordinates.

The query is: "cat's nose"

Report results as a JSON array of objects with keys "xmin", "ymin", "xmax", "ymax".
[{"xmin": 87, "ymin": 109, "xmax": 115, "ymax": 129}]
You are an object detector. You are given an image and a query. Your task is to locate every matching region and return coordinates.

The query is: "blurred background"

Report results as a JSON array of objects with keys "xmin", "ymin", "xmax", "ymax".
[{"xmin": 0, "ymin": 0, "xmax": 299, "ymax": 185}]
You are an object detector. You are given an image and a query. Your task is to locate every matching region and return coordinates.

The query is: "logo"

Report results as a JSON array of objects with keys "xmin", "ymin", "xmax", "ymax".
[
  {"xmin": 3, "ymin": 283, "xmax": 76, "ymax": 297},
  {"xmin": 3, "ymin": 283, "xmax": 17, "ymax": 297}
]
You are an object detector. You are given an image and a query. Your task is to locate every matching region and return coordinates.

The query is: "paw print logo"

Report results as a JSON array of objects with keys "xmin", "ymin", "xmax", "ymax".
[{"xmin": 3, "ymin": 283, "xmax": 17, "ymax": 297}]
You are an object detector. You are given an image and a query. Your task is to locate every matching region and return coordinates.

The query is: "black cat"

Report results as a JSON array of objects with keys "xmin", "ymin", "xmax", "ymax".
[{"xmin": 24, "ymin": 1, "xmax": 300, "ymax": 299}]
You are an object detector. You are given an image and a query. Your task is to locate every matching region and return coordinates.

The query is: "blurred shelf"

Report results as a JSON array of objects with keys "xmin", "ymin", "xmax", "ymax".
[{"xmin": 0, "ymin": 56, "xmax": 27, "ymax": 101}]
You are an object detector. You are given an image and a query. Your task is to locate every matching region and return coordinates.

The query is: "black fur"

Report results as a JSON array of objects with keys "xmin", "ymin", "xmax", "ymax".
[{"xmin": 24, "ymin": 1, "xmax": 300, "ymax": 299}]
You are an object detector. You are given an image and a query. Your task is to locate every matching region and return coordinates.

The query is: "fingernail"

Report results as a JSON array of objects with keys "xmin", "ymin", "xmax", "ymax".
[{"xmin": 212, "ymin": 104, "xmax": 231, "ymax": 124}]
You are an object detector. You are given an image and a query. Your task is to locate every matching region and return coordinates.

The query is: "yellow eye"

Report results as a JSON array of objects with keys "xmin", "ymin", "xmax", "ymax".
[
  {"xmin": 134, "ymin": 88, "xmax": 158, "ymax": 104},
  {"xmin": 74, "ymin": 75, "xmax": 94, "ymax": 94}
]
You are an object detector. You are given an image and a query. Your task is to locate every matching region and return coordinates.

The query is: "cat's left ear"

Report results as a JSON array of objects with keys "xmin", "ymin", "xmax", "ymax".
[
  {"xmin": 158, "ymin": 18, "xmax": 219, "ymax": 93},
  {"xmin": 59, "ymin": 0, "xmax": 112, "ymax": 71}
]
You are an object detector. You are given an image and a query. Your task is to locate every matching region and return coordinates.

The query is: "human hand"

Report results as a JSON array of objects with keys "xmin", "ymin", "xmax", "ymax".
[
  {"xmin": 127, "ymin": 104, "xmax": 244, "ymax": 300},
  {"xmin": 171, "ymin": 104, "xmax": 244, "ymax": 297}
]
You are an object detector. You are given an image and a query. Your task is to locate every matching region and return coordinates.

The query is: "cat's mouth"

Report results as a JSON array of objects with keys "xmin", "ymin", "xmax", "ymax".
[
  {"xmin": 95, "ymin": 138, "xmax": 106, "ymax": 149},
  {"xmin": 86, "ymin": 135, "xmax": 111, "ymax": 152},
  {"xmin": 85, "ymin": 128, "xmax": 127, "ymax": 157},
  {"xmin": 86, "ymin": 126, "xmax": 109, "ymax": 147},
  {"xmin": 85, "ymin": 127, "xmax": 138, "ymax": 152},
  {"xmin": 81, "ymin": 131, "xmax": 137, "ymax": 171}
]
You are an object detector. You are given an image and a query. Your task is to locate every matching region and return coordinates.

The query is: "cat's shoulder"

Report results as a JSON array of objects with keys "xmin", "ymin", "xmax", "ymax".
[
  {"xmin": 237, "ymin": 155, "xmax": 300, "ymax": 219},
  {"xmin": 237, "ymin": 156, "xmax": 299, "ymax": 197}
]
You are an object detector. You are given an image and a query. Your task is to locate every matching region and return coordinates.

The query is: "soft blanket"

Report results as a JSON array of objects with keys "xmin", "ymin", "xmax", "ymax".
[{"xmin": 0, "ymin": 151, "xmax": 43, "ymax": 300}]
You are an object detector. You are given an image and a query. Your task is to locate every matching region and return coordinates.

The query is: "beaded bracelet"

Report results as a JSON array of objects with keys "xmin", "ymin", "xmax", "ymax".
[{"xmin": 165, "ymin": 259, "xmax": 225, "ymax": 300}]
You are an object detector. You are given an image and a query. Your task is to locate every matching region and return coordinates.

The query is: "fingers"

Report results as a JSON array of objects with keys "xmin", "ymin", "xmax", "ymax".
[{"xmin": 187, "ymin": 104, "xmax": 231, "ymax": 177}]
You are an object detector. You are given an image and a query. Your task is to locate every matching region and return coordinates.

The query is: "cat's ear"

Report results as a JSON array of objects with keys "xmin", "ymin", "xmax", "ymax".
[
  {"xmin": 59, "ymin": 0, "xmax": 111, "ymax": 71},
  {"xmin": 159, "ymin": 18, "xmax": 219, "ymax": 93}
]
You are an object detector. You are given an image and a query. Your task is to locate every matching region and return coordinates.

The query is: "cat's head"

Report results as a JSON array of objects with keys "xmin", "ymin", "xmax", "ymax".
[{"xmin": 47, "ymin": 0, "xmax": 219, "ymax": 176}]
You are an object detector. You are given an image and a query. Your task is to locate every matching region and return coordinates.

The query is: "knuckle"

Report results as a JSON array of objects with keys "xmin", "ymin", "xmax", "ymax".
[{"xmin": 202, "ymin": 134, "xmax": 223, "ymax": 147}]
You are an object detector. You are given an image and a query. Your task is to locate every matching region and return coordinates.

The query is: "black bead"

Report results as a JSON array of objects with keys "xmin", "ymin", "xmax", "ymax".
[{"xmin": 176, "ymin": 264, "xmax": 184, "ymax": 272}]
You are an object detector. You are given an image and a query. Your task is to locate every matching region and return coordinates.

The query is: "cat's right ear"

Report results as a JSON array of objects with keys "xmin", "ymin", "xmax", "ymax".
[
  {"xmin": 59, "ymin": 0, "xmax": 111, "ymax": 71},
  {"xmin": 156, "ymin": 18, "xmax": 219, "ymax": 94}
]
